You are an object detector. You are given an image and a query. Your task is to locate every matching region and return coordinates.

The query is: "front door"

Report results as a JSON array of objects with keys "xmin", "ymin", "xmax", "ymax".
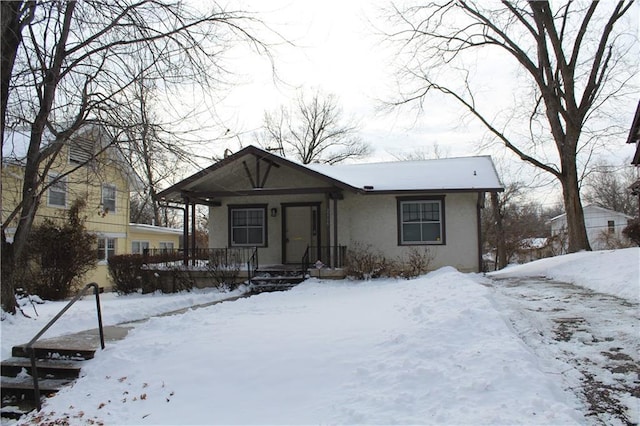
[{"xmin": 284, "ymin": 205, "xmax": 319, "ymax": 264}]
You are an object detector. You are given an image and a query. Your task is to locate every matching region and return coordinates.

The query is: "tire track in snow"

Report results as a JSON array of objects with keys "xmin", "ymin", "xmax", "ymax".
[{"xmin": 486, "ymin": 277, "xmax": 639, "ymax": 426}]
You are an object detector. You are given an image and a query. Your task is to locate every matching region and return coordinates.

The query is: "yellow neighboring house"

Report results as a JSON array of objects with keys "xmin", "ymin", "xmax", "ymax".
[{"xmin": 2, "ymin": 126, "xmax": 181, "ymax": 292}]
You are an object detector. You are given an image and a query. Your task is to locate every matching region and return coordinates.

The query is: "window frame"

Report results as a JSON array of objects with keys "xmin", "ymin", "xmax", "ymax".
[
  {"xmin": 131, "ymin": 241, "xmax": 150, "ymax": 254},
  {"xmin": 47, "ymin": 174, "xmax": 67, "ymax": 208},
  {"xmin": 397, "ymin": 196, "xmax": 446, "ymax": 246},
  {"xmin": 97, "ymin": 237, "xmax": 117, "ymax": 263},
  {"xmin": 228, "ymin": 204, "xmax": 268, "ymax": 247},
  {"xmin": 159, "ymin": 241, "xmax": 174, "ymax": 251},
  {"xmin": 101, "ymin": 183, "xmax": 117, "ymax": 214},
  {"xmin": 607, "ymin": 220, "xmax": 615, "ymax": 234}
]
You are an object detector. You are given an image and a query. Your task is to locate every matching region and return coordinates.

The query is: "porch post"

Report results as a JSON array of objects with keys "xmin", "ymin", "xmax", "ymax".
[
  {"xmin": 333, "ymin": 196, "xmax": 338, "ymax": 268},
  {"xmin": 183, "ymin": 196, "xmax": 189, "ymax": 266},
  {"xmin": 191, "ymin": 202, "xmax": 196, "ymax": 266},
  {"xmin": 325, "ymin": 193, "xmax": 331, "ymax": 267}
]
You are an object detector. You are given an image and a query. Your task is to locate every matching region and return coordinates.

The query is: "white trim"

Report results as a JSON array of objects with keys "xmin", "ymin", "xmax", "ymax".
[{"xmin": 128, "ymin": 223, "xmax": 182, "ymax": 235}]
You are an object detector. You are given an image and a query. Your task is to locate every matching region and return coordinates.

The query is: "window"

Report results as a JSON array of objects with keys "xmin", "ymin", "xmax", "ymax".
[
  {"xmin": 48, "ymin": 175, "xmax": 67, "ymax": 207},
  {"xmin": 159, "ymin": 242, "xmax": 174, "ymax": 251},
  {"xmin": 229, "ymin": 206, "xmax": 266, "ymax": 247},
  {"xmin": 608, "ymin": 220, "xmax": 615, "ymax": 234},
  {"xmin": 132, "ymin": 241, "xmax": 149, "ymax": 254},
  {"xmin": 398, "ymin": 197, "xmax": 444, "ymax": 245},
  {"xmin": 97, "ymin": 238, "xmax": 116, "ymax": 262},
  {"xmin": 101, "ymin": 184, "xmax": 116, "ymax": 213}
]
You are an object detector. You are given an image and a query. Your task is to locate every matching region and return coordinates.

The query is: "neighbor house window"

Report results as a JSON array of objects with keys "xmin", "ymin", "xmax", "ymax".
[
  {"xmin": 97, "ymin": 237, "xmax": 116, "ymax": 262},
  {"xmin": 398, "ymin": 197, "xmax": 445, "ymax": 245},
  {"xmin": 101, "ymin": 184, "xmax": 116, "ymax": 213},
  {"xmin": 159, "ymin": 242, "xmax": 174, "ymax": 251},
  {"xmin": 229, "ymin": 205, "xmax": 267, "ymax": 247},
  {"xmin": 607, "ymin": 220, "xmax": 615, "ymax": 234},
  {"xmin": 132, "ymin": 241, "xmax": 149, "ymax": 254},
  {"xmin": 48, "ymin": 174, "xmax": 67, "ymax": 207}
]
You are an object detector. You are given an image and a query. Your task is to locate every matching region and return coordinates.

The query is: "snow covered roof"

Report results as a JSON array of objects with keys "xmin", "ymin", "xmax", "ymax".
[
  {"xmin": 306, "ymin": 156, "xmax": 503, "ymax": 192},
  {"xmin": 129, "ymin": 223, "xmax": 182, "ymax": 235},
  {"xmin": 157, "ymin": 146, "xmax": 503, "ymax": 202}
]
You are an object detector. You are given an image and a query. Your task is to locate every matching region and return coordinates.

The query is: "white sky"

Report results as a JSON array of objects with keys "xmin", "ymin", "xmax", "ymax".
[{"xmin": 181, "ymin": 0, "xmax": 639, "ymax": 206}]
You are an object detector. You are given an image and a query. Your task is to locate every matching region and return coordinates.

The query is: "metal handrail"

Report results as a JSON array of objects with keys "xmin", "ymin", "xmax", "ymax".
[
  {"xmin": 25, "ymin": 282, "xmax": 105, "ymax": 411},
  {"xmin": 301, "ymin": 246, "xmax": 310, "ymax": 274},
  {"xmin": 247, "ymin": 247, "xmax": 258, "ymax": 283}
]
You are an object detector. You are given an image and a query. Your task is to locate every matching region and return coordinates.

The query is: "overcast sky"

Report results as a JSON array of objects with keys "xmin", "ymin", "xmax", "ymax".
[{"xmin": 186, "ymin": 0, "xmax": 639, "ymax": 206}]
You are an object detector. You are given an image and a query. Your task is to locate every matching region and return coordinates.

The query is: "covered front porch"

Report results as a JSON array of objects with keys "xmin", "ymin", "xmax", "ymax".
[{"xmin": 155, "ymin": 146, "xmax": 354, "ymax": 272}]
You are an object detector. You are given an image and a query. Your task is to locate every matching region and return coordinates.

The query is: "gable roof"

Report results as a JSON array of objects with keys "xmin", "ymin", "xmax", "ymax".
[
  {"xmin": 2, "ymin": 125, "xmax": 143, "ymax": 189},
  {"xmin": 157, "ymin": 145, "xmax": 503, "ymax": 203}
]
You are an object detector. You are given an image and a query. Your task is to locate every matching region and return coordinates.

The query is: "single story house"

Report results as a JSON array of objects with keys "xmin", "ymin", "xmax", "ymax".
[
  {"xmin": 550, "ymin": 204, "xmax": 633, "ymax": 252},
  {"xmin": 156, "ymin": 145, "xmax": 504, "ymax": 274}
]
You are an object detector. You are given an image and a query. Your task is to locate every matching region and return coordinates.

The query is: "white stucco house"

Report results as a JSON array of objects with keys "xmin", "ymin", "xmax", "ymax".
[
  {"xmin": 156, "ymin": 145, "xmax": 504, "ymax": 274},
  {"xmin": 550, "ymin": 204, "xmax": 633, "ymax": 251}
]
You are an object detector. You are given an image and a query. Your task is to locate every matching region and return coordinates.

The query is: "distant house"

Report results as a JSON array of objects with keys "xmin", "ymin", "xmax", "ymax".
[
  {"xmin": 515, "ymin": 238, "xmax": 552, "ymax": 263},
  {"xmin": 1, "ymin": 126, "xmax": 181, "ymax": 291},
  {"xmin": 157, "ymin": 145, "xmax": 504, "ymax": 274},
  {"xmin": 550, "ymin": 205, "xmax": 633, "ymax": 252}
]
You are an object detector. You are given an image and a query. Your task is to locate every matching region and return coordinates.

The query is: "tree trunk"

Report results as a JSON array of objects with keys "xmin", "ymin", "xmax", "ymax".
[
  {"xmin": 560, "ymin": 160, "xmax": 591, "ymax": 252},
  {"xmin": 491, "ymin": 192, "xmax": 507, "ymax": 270}
]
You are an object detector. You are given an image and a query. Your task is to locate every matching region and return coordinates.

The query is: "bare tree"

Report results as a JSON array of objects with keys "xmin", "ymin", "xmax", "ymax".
[
  {"xmin": 583, "ymin": 160, "xmax": 638, "ymax": 217},
  {"xmin": 1, "ymin": 0, "xmax": 275, "ymax": 314},
  {"xmin": 384, "ymin": 1, "xmax": 637, "ymax": 253},
  {"xmin": 482, "ymin": 183, "xmax": 551, "ymax": 269},
  {"xmin": 261, "ymin": 89, "xmax": 371, "ymax": 164}
]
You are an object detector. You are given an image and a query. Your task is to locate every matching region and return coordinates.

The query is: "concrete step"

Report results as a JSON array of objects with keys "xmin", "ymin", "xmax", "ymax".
[{"xmin": 1, "ymin": 357, "xmax": 84, "ymax": 379}]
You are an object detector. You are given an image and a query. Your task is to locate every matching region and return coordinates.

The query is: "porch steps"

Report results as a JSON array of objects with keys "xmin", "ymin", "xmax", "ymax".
[
  {"xmin": 1, "ymin": 342, "xmax": 95, "ymax": 420},
  {"xmin": 250, "ymin": 265, "xmax": 307, "ymax": 292}
]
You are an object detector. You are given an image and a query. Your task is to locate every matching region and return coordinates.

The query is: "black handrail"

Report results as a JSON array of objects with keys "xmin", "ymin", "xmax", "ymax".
[
  {"xmin": 301, "ymin": 246, "xmax": 310, "ymax": 274},
  {"xmin": 25, "ymin": 282, "xmax": 105, "ymax": 411},
  {"xmin": 247, "ymin": 247, "xmax": 258, "ymax": 282}
]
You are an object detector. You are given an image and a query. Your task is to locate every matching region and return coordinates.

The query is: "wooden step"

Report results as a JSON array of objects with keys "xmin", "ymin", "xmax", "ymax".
[
  {"xmin": 1, "ymin": 357, "xmax": 83, "ymax": 379},
  {"xmin": 1, "ymin": 376, "xmax": 71, "ymax": 401},
  {"xmin": 12, "ymin": 345, "xmax": 96, "ymax": 361}
]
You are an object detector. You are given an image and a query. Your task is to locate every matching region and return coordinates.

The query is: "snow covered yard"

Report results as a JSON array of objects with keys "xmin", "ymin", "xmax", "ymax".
[{"xmin": 1, "ymin": 248, "xmax": 637, "ymax": 425}]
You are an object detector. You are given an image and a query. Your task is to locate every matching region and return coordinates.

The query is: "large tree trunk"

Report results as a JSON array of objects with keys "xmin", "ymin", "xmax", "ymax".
[{"xmin": 560, "ymin": 158, "xmax": 591, "ymax": 252}]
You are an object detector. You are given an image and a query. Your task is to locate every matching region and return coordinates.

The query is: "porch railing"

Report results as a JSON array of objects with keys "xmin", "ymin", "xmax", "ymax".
[
  {"xmin": 305, "ymin": 245, "xmax": 347, "ymax": 269},
  {"xmin": 142, "ymin": 247, "xmax": 259, "ymax": 280}
]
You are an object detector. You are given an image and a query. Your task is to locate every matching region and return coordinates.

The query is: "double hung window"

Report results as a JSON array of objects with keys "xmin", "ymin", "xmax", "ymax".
[
  {"xmin": 229, "ymin": 206, "xmax": 266, "ymax": 247},
  {"xmin": 48, "ymin": 174, "xmax": 67, "ymax": 207},
  {"xmin": 98, "ymin": 238, "xmax": 116, "ymax": 261},
  {"xmin": 398, "ymin": 198, "xmax": 444, "ymax": 245}
]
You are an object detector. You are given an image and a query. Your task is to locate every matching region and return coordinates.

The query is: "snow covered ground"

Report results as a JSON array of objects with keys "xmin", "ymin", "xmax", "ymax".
[
  {"xmin": 1, "ymin": 248, "xmax": 638, "ymax": 425},
  {"xmin": 489, "ymin": 247, "xmax": 639, "ymax": 302}
]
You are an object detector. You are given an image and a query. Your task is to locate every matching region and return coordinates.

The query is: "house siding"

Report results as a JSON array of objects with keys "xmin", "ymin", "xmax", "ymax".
[
  {"xmin": 551, "ymin": 205, "xmax": 632, "ymax": 251},
  {"xmin": 1, "ymin": 132, "xmax": 184, "ymax": 292},
  {"xmin": 209, "ymin": 191, "xmax": 481, "ymax": 272},
  {"xmin": 337, "ymin": 192, "xmax": 480, "ymax": 272},
  {"xmin": 209, "ymin": 193, "xmax": 329, "ymax": 265}
]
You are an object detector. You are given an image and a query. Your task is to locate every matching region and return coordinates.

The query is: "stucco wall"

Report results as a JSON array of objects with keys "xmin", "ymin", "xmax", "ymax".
[
  {"xmin": 209, "ymin": 193, "xmax": 329, "ymax": 265},
  {"xmin": 337, "ymin": 192, "xmax": 481, "ymax": 272},
  {"xmin": 209, "ymin": 190, "xmax": 482, "ymax": 272}
]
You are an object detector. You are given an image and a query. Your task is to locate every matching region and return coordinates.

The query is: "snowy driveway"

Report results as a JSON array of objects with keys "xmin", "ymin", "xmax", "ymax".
[{"xmin": 486, "ymin": 276, "xmax": 639, "ymax": 425}]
